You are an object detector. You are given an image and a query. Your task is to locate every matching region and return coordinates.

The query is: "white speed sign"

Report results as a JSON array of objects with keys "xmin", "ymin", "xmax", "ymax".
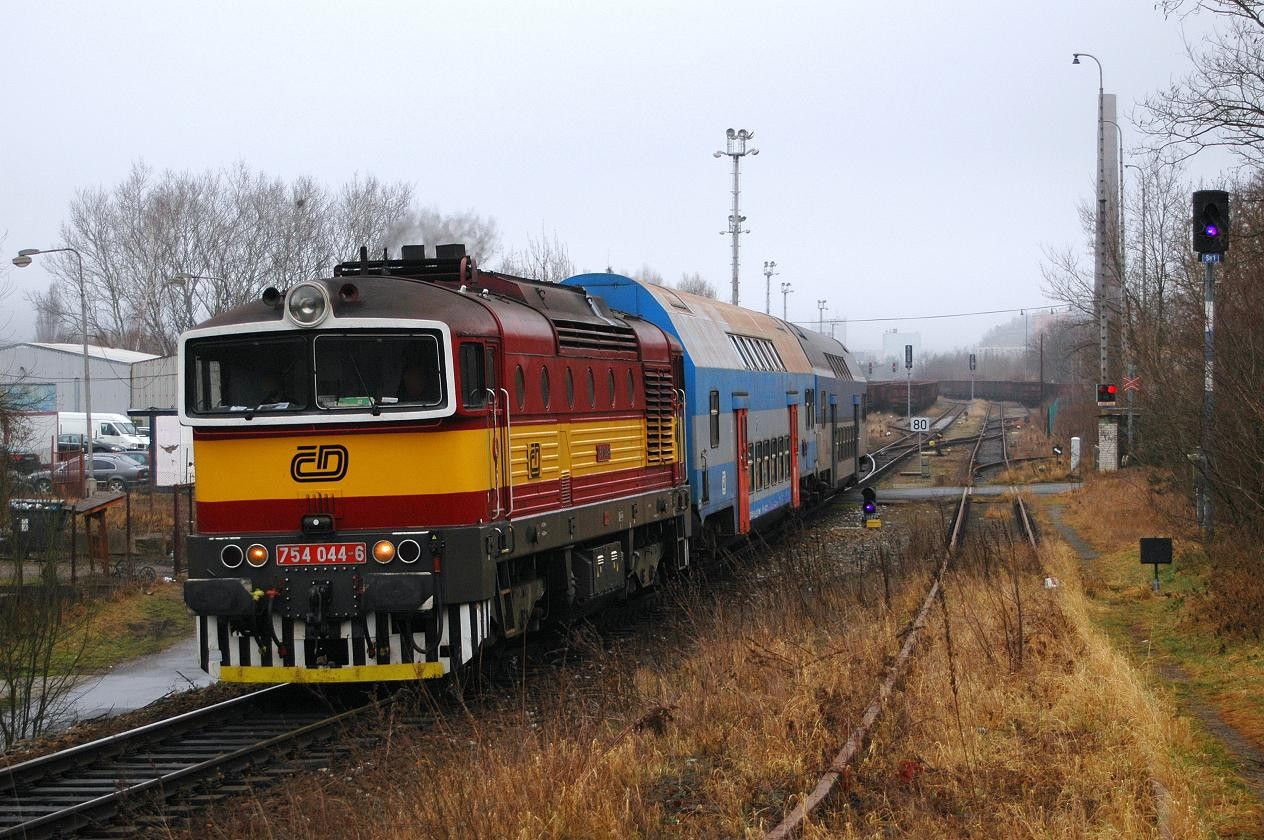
[{"xmin": 911, "ymin": 416, "xmax": 930, "ymax": 433}]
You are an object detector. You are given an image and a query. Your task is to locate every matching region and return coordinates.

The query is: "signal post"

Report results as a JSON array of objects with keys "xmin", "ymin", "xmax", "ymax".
[{"xmin": 1191, "ymin": 190, "xmax": 1229, "ymax": 539}]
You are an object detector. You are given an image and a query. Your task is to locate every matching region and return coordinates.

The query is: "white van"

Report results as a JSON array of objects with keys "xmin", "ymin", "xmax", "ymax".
[{"xmin": 58, "ymin": 412, "xmax": 148, "ymax": 451}]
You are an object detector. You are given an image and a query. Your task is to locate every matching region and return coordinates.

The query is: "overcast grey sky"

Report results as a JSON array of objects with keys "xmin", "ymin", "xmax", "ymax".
[{"xmin": 0, "ymin": 0, "xmax": 1230, "ymax": 354}]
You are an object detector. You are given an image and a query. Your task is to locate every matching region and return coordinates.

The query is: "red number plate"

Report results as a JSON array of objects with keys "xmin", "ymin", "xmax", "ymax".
[{"xmin": 276, "ymin": 542, "xmax": 367, "ymax": 566}]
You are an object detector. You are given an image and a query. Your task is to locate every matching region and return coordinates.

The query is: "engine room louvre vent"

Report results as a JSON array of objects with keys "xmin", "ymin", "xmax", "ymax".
[
  {"xmin": 644, "ymin": 367, "xmax": 676, "ymax": 465},
  {"xmin": 555, "ymin": 319, "xmax": 639, "ymax": 354}
]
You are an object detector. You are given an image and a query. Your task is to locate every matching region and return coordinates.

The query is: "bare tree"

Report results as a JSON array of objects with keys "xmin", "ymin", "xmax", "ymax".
[
  {"xmin": 675, "ymin": 271, "xmax": 717, "ymax": 298},
  {"xmin": 45, "ymin": 162, "xmax": 494, "ymax": 354},
  {"xmin": 1141, "ymin": 1, "xmax": 1264, "ymax": 164},
  {"xmin": 632, "ymin": 264, "xmax": 665, "ymax": 286},
  {"xmin": 0, "ymin": 389, "xmax": 93, "ymax": 748},
  {"xmin": 496, "ymin": 230, "xmax": 575, "ymax": 283},
  {"xmin": 29, "ymin": 286, "xmax": 70, "ymax": 343}
]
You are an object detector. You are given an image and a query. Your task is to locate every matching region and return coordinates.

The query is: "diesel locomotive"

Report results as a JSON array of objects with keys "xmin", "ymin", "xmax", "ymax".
[{"xmin": 180, "ymin": 246, "xmax": 864, "ymax": 683}]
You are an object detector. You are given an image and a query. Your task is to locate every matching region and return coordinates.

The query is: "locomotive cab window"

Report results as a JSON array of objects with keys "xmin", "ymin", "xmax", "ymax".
[
  {"xmin": 186, "ymin": 336, "xmax": 310, "ymax": 415},
  {"xmin": 315, "ymin": 333, "xmax": 445, "ymax": 409},
  {"xmin": 460, "ymin": 343, "xmax": 487, "ymax": 408}
]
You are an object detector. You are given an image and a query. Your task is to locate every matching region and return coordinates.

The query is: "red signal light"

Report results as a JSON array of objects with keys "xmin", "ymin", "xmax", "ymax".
[{"xmin": 1097, "ymin": 383, "xmax": 1118, "ymax": 404}]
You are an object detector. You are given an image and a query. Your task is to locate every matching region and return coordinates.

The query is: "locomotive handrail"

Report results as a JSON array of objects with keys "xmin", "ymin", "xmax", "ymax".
[
  {"xmin": 485, "ymin": 388, "xmax": 503, "ymax": 519},
  {"xmin": 499, "ymin": 386, "xmax": 514, "ymax": 518},
  {"xmin": 674, "ymin": 388, "xmax": 687, "ymax": 481}
]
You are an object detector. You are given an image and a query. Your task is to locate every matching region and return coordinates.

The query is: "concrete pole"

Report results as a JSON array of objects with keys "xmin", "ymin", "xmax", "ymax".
[{"xmin": 1200, "ymin": 258, "xmax": 1215, "ymax": 539}]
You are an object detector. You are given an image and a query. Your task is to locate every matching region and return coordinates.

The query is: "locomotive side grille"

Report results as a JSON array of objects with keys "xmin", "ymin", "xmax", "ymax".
[
  {"xmin": 555, "ymin": 319, "xmax": 639, "ymax": 354},
  {"xmin": 644, "ymin": 367, "xmax": 676, "ymax": 465}
]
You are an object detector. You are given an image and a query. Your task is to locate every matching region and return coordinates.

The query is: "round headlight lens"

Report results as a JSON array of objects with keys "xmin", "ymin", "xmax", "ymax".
[
  {"xmin": 246, "ymin": 544, "xmax": 269, "ymax": 567},
  {"xmin": 398, "ymin": 539, "xmax": 421, "ymax": 564},
  {"xmin": 286, "ymin": 283, "xmax": 329, "ymax": 326},
  {"xmin": 221, "ymin": 544, "xmax": 244, "ymax": 568},
  {"xmin": 373, "ymin": 540, "xmax": 396, "ymax": 563}
]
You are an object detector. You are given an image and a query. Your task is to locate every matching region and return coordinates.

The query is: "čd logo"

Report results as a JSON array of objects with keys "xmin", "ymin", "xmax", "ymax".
[{"xmin": 291, "ymin": 444, "xmax": 349, "ymax": 482}]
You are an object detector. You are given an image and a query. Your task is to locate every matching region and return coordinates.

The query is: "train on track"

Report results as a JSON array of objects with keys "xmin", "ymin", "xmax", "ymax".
[
  {"xmin": 864, "ymin": 379, "xmax": 938, "ymax": 414},
  {"xmin": 180, "ymin": 246, "xmax": 866, "ymax": 683}
]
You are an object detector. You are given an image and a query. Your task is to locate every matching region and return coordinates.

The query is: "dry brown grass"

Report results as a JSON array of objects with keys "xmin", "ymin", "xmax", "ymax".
[
  {"xmin": 1061, "ymin": 469, "xmax": 1196, "ymax": 552},
  {"xmin": 804, "ymin": 539, "xmax": 1244, "ymax": 837},
  {"xmin": 179, "ymin": 503, "xmax": 1247, "ymax": 838}
]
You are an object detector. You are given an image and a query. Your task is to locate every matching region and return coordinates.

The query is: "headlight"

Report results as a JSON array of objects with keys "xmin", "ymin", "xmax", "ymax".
[
  {"xmin": 221, "ymin": 544, "xmax": 244, "ymax": 568},
  {"xmin": 286, "ymin": 283, "xmax": 330, "ymax": 327},
  {"xmin": 247, "ymin": 544, "xmax": 269, "ymax": 567},
  {"xmin": 373, "ymin": 540, "xmax": 396, "ymax": 564}
]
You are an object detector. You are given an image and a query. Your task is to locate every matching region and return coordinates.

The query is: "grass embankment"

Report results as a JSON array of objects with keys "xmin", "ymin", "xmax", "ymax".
[
  {"xmin": 73, "ymin": 581, "xmax": 188, "ymax": 671},
  {"xmin": 181, "ymin": 492, "xmax": 1251, "ymax": 838},
  {"xmin": 1044, "ymin": 470, "xmax": 1264, "ymax": 834}
]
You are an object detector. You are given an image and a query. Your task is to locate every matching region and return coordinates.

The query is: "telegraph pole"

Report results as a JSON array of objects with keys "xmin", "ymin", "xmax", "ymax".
[
  {"xmin": 762, "ymin": 261, "xmax": 778, "ymax": 315},
  {"xmin": 780, "ymin": 281, "xmax": 792, "ymax": 320},
  {"xmin": 714, "ymin": 128, "xmax": 758, "ymax": 306}
]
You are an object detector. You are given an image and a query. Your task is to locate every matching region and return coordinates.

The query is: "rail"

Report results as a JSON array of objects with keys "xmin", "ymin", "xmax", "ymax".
[
  {"xmin": 766, "ymin": 401, "xmax": 1006, "ymax": 839},
  {"xmin": 858, "ymin": 401, "xmax": 968, "ymax": 487},
  {"xmin": 0, "ymin": 685, "xmax": 383, "ymax": 838}
]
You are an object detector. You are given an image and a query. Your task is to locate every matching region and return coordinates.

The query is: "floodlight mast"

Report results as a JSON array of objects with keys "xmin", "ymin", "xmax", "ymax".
[{"xmin": 715, "ymin": 128, "xmax": 758, "ymax": 306}]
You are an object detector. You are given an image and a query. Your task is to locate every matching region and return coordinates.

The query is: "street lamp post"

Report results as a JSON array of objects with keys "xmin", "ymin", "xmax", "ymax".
[
  {"xmin": 780, "ymin": 281, "xmax": 792, "ymax": 320},
  {"xmin": 12, "ymin": 247, "xmax": 95, "ymax": 494},
  {"xmin": 816, "ymin": 299, "xmax": 827, "ymax": 333},
  {"xmin": 762, "ymin": 261, "xmax": 778, "ymax": 315},
  {"xmin": 714, "ymin": 128, "xmax": 758, "ymax": 307}
]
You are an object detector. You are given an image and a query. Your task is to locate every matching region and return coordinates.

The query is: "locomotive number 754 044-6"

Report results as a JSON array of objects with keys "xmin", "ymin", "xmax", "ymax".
[{"xmin": 276, "ymin": 542, "xmax": 367, "ymax": 566}]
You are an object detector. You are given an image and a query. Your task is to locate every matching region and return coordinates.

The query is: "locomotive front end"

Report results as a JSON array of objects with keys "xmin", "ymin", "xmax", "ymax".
[{"xmin": 180, "ymin": 275, "xmax": 497, "ymax": 683}]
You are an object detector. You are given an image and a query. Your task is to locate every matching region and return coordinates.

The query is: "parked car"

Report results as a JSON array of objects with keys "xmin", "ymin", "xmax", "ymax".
[
  {"xmin": 113, "ymin": 451, "xmax": 150, "ymax": 468},
  {"xmin": 29, "ymin": 453, "xmax": 149, "ymax": 493},
  {"xmin": 1, "ymin": 446, "xmax": 41, "ymax": 474},
  {"xmin": 56, "ymin": 433, "xmax": 125, "ymax": 457}
]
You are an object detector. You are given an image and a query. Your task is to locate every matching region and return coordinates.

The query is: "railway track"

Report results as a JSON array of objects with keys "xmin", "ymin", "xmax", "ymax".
[
  {"xmin": 0, "ymin": 684, "xmax": 388, "ymax": 838},
  {"xmin": 859, "ymin": 401, "xmax": 969, "ymax": 486},
  {"xmin": 767, "ymin": 401, "xmax": 1038, "ymax": 838}
]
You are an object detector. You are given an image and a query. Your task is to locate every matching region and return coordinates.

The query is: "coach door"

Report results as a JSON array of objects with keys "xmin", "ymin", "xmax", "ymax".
[
  {"xmin": 734, "ymin": 407, "xmax": 750, "ymax": 533},
  {"xmin": 788, "ymin": 403, "xmax": 800, "ymax": 508},
  {"xmin": 829, "ymin": 399, "xmax": 838, "ymax": 486}
]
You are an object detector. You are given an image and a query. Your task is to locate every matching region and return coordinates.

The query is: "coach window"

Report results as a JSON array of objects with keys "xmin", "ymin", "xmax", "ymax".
[
  {"xmin": 607, "ymin": 369, "xmax": 617, "ymax": 407},
  {"xmin": 586, "ymin": 368, "xmax": 596, "ymax": 408},
  {"xmin": 460, "ymin": 343, "xmax": 487, "ymax": 408},
  {"xmin": 514, "ymin": 365, "xmax": 526, "ymax": 411},
  {"xmin": 747, "ymin": 442, "xmax": 754, "ymax": 489},
  {"xmin": 805, "ymin": 389, "xmax": 815, "ymax": 429},
  {"xmin": 540, "ymin": 366, "xmax": 551, "ymax": 409},
  {"xmin": 565, "ymin": 366, "xmax": 575, "ymax": 409},
  {"xmin": 709, "ymin": 390, "xmax": 720, "ymax": 448}
]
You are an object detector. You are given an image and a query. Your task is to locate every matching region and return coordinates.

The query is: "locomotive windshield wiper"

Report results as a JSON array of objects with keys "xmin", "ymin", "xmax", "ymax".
[{"xmin": 348, "ymin": 351, "xmax": 382, "ymax": 416}]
